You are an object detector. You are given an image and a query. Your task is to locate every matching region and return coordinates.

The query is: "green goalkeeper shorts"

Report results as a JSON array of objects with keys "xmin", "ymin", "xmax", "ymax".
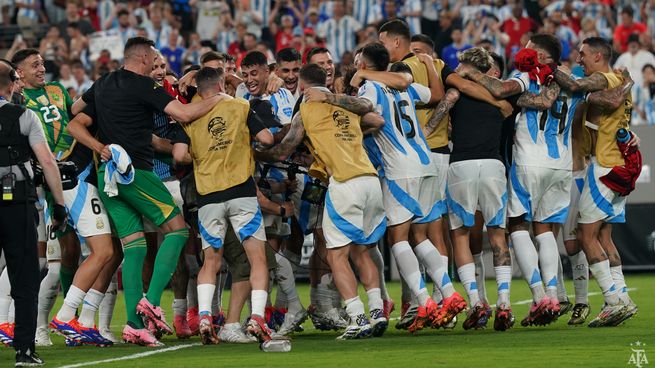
[{"xmin": 97, "ymin": 164, "xmax": 180, "ymax": 238}]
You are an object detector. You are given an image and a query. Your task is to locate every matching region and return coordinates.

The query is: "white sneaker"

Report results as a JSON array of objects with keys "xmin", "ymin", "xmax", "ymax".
[
  {"xmin": 336, "ymin": 314, "xmax": 372, "ymax": 340},
  {"xmin": 277, "ymin": 309, "xmax": 308, "ymax": 336},
  {"xmin": 322, "ymin": 308, "xmax": 349, "ymax": 329},
  {"xmin": 218, "ymin": 323, "xmax": 257, "ymax": 343},
  {"xmin": 98, "ymin": 327, "xmax": 121, "ymax": 344},
  {"xmin": 34, "ymin": 326, "xmax": 52, "ymax": 347}
]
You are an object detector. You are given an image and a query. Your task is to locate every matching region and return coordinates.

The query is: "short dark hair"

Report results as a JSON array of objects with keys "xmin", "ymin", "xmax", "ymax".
[
  {"xmin": 299, "ymin": 63, "xmax": 326, "ymax": 86},
  {"xmin": 490, "ymin": 52, "xmax": 504, "ymax": 75},
  {"xmin": 200, "ymin": 51, "xmax": 225, "ymax": 66},
  {"xmin": 378, "ymin": 19, "xmax": 410, "ymax": 41},
  {"xmin": 11, "ymin": 48, "xmax": 40, "ymax": 66},
  {"xmin": 411, "ymin": 34, "xmax": 434, "ymax": 50},
  {"xmin": 276, "ymin": 48, "xmax": 301, "ymax": 64},
  {"xmin": 241, "ymin": 51, "xmax": 268, "ymax": 68},
  {"xmin": 124, "ymin": 37, "xmax": 155, "ymax": 57},
  {"xmin": 243, "ymin": 32, "xmax": 257, "ymax": 41},
  {"xmin": 627, "ymin": 33, "xmax": 640, "ymax": 45},
  {"xmin": 70, "ymin": 59, "xmax": 84, "ymax": 69},
  {"xmin": 360, "ymin": 43, "xmax": 390, "ymax": 71},
  {"xmin": 582, "ymin": 37, "xmax": 612, "ymax": 61},
  {"xmin": 530, "ymin": 33, "xmax": 562, "ymax": 62},
  {"xmin": 306, "ymin": 47, "xmax": 331, "ymax": 63},
  {"xmin": 642, "ymin": 64, "xmax": 655, "ymax": 73},
  {"xmin": 117, "ymin": 9, "xmax": 129, "ymax": 17},
  {"xmin": 621, "ymin": 6, "xmax": 634, "ymax": 17},
  {"xmin": 196, "ymin": 66, "xmax": 224, "ymax": 93},
  {"xmin": 389, "ymin": 61, "xmax": 412, "ymax": 74},
  {"xmin": 67, "ymin": 21, "xmax": 79, "ymax": 30}
]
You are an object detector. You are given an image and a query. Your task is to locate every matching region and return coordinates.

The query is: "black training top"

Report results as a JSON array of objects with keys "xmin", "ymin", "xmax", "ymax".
[
  {"xmin": 82, "ymin": 68, "xmax": 174, "ymax": 170},
  {"xmin": 449, "ymin": 93, "xmax": 506, "ymax": 164}
]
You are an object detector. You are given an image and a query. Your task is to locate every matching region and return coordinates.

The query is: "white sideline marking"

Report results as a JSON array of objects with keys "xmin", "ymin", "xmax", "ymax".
[
  {"xmin": 58, "ymin": 343, "xmax": 201, "ymax": 368},
  {"xmin": 388, "ymin": 287, "xmax": 638, "ymax": 321}
]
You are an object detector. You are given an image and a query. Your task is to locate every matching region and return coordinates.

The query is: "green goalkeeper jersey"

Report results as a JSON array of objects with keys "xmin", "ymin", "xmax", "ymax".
[{"xmin": 23, "ymin": 81, "xmax": 75, "ymax": 160}]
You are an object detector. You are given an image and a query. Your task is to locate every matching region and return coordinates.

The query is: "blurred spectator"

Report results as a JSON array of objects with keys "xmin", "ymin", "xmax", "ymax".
[
  {"xmin": 458, "ymin": 0, "xmax": 493, "ymax": 27},
  {"xmin": 352, "ymin": 0, "xmax": 382, "ymax": 28},
  {"xmin": 171, "ymin": 0, "xmax": 193, "ymax": 32},
  {"xmin": 272, "ymin": 14, "xmax": 296, "ymax": 52},
  {"xmin": 434, "ymin": 10, "xmax": 454, "ymax": 56},
  {"xmin": 234, "ymin": 32, "xmax": 258, "ymax": 67},
  {"xmin": 632, "ymin": 63, "xmax": 655, "ymax": 125},
  {"xmin": 420, "ymin": 0, "xmax": 440, "ymax": 41},
  {"xmin": 646, "ymin": 0, "xmax": 655, "ymax": 37},
  {"xmin": 381, "ymin": 0, "xmax": 400, "ymax": 22},
  {"xmin": 614, "ymin": 6, "xmax": 648, "ymax": 53},
  {"xmin": 236, "ymin": 0, "xmax": 263, "ymax": 39},
  {"xmin": 58, "ymin": 62, "xmax": 76, "ymax": 90},
  {"xmin": 442, "ymin": 26, "xmax": 472, "ymax": 69},
  {"xmin": 196, "ymin": 0, "xmax": 229, "ymax": 42},
  {"xmin": 67, "ymin": 22, "xmax": 88, "ymax": 62},
  {"xmin": 80, "ymin": 0, "xmax": 100, "ymax": 31},
  {"xmin": 256, "ymin": 41, "xmax": 276, "ymax": 67},
  {"xmin": 183, "ymin": 33, "xmax": 203, "ymax": 65},
  {"xmin": 501, "ymin": 4, "xmax": 538, "ymax": 59},
  {"xmin": 614, "ymin": 34, "xmax": 655, "ymax": 94},
  {"xmin": 70, "ymin": 59, "xmax": 93, "ymax": 95},
  {"xmin": 39, "ymin": 25, "xmax": 68, "ymax": 77},
  {"xmin": 161, "ymin": 28, "xmax": 186, "ymax": 76},
  {"xmin": 15, "ymin": 0, "xmax": 44, "ymax": 42},
  {"xmin": 147, "ymin": 8, "xmax": 173, "ymax": 49},
  {"xmin": 357, "ymin": 24, "xmax": 379, "ymax": 49},
  {"xmin": 578, "ymin": 17, "xmax": 600, "ymax": 41},
  {"xmin": 59, "ymin": 2, "xmax": 95, "ymax": 40},
  {"xmin": 215, "ymin": 14, "xmax": 238, "ymax": 54},
  {"xmin": 304, "ymin": 7, "xmax": 322, "ymax": 31},
  {"xmin": 97, "ymin": 0, "xmax": 116, "ymax": 30},
  {"xmin": 114, "ymin": 9, "xmax": 138, "ymax": 45},
  {"xmin": 317, "ymin": 0, "xmax": 362, "ymax": 63},
  {"xmin": 466, "ymin": 14, "xmax": 508, "ymax": 57},
  {"xmin": 401, "ymin": 0, "xmax": 421, "ymax": 35}
]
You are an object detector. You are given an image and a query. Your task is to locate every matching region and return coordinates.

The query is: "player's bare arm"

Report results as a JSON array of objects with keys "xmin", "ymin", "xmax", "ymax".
[
  {"xmin": 349, "ymin": 69, "xmax": 412, "ymax": 91},
  {"xmin": 360, "ymin": 112, "xmax": 385, "ymax": 134},
  {"xmin": 447, "ymin": 73, "xmax": 513, "ymax": 117},
  {"xmin": 424, "ymin": 88, "xmax": 460, "ymax": 136},
  {"xmin": 517, "ymin": 82, "xmax": 561, "ymax": 110},
  {"xmin": 66, "ymin": 111, "xmax": 111, "ymax": 161},
  {"xmin": 259, "ymin": 113, "xmax": 306, "ymax": 161},
  {"xmin": 304, "ymin": 87, "xmax": 374, "ymax": 116},
  {"xmin": 458, "ymin": 65, "xmax": 522, "ymax": 99},
  {"xmin": 415, "ymin": 53, "xmax": 445, "ymax": 103},
  {"xmin": 165, "ymin": 93, "xmax": 225, "ymax": 123},
  {"xmin": 71, "ymin": 97, "xmax": 86, "ymax": 115},
  {"xmin": 586, "ymin": 71, "xmax": 633, "ymax": 110},
  {"xmin": 553, "ymin": 69, "xmax": 608, "ymax": 93},
  {"xmin": 151, "ymin": 134, "xmax": 173, "ymax": 154},
  {"xmin": 171, "ymin": 142, "xmax": 192, "ymax": 165}
]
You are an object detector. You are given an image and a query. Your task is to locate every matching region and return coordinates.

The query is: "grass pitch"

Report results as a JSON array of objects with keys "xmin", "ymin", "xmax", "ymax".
[{"xmin": 1, "ymin": 274, "xmax": 652, "ymax": 368}]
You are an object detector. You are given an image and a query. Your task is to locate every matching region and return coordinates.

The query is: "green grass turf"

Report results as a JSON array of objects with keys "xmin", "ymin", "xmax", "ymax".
[{"xmin": 1, "ymin": 275, "xmax": 652, "ymax": 368}]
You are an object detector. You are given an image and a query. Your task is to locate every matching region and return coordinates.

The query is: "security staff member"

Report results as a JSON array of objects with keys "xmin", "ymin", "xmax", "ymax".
[{"xmin": 0, "ymin": 61, "xmax": 66, "ymax": 367}]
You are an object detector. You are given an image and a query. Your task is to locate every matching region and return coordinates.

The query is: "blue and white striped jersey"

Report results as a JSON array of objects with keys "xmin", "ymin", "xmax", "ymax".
[
  {"xmin": 216, "ymin": 29, "xmax": 237, "ymax": 54},
  {"xmin": 250, "ymin": 0, "xmax": 272, "ymax": 27},
  {"xmin": 353, "ymin": 0, "xmax": 383, "ymax": 27},
  {"xmin": 403, "ymin": 0, "xmax": 422, "ymax": 35},
  {"xmin": 17, "ymin": 0, "xmax": 39, "ymax": 20},
  {"xmin": 358, "ymin": 81, "xmax": 432, "ymax": 180},
  {"xmin": 235, "ymin": 84, "xmax": 296, "ymax": 125},
  {"xmin": 511, "ymin": 72, "xmax": 584, "ymax": 170},
  {"xmin": 318, "ymin": 16, "xmax": 362, "ymax": 63}
]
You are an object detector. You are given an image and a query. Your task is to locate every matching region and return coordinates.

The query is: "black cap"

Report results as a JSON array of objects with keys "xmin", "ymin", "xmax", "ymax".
[{"xmin": 628, "ymin": 33, "xmax": 640, "ymax": 45}]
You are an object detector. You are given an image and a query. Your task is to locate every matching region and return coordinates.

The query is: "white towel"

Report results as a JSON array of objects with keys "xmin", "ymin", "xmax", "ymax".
[{"xmin": 103, "ymin": 144, "xmax": 135, "ymax": 197}]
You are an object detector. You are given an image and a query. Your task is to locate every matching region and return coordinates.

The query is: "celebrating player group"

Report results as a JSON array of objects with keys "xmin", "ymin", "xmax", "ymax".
[{"xmin": 0, "ymin": 18, "xmax": 642, "ymax": 350}]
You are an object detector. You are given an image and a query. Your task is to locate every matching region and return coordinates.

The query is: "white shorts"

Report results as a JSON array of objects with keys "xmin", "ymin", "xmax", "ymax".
[
  {"xmin": 381, "ymin": 175, "xmax": 441, "ymax": 226},
  {"xmin": 322, "ymin": 176, "xmax": 386, "ymax": 249},
  {"xmin": 428, "ymin": 152, "xmax": 449, "ymax": 218},
  {"xmin": 578, "ymin": 159, "xmax": 627, "ymax": 224},
  {"xmin": 290, "ymin": 173, "xmax": 323, "ymax": 235},
  {"xmin": 563, "ymin": 169, "xmax": 586, "ymax": 241},
  {"xmin": 197, "ymin": 197, "xmax": 266, "ymax": 250},
  {"xmin": 63, "ymin": 168, "xmax": 111, "ymax": 238},
  {"xmin": 446, "ymin": 159, "xmax": 508, "ymax": 229},
  {"xmin": 144, "ymin": 179, "xmax": 184, "ymax": 233},
  {"xmin": 508, "ymin": 164, "xmax": 571, "ymax": 223}
]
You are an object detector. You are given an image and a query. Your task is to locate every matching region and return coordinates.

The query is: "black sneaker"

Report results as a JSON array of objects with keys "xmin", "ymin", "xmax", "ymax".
[{"xmin": 15, "ymin": 349, "xmax": 44, "ymax": 367}]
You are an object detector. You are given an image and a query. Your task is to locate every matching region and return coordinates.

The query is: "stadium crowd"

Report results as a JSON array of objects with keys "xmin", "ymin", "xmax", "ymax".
[{"xmin": 0, "ymin": 0, "xmax": 648, "ymax": 366}]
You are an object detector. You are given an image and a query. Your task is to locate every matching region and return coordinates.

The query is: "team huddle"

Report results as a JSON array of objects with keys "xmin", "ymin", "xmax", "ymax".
[{"xmin": 0, "ymin": 18, "xmax": 642, "ymax": 349}]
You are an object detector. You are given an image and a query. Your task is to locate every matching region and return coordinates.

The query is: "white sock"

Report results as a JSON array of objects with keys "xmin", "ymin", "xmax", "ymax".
[
  {"xmin": 37, "ymin": 262, "xmax": 60, "ymax": 328},
  {"xmin": 368, "ymin": 246, "xmax": 391, "ymax": 301},
  {"xmin": 316, "ymin": 274, "xmax": 333, "ymax": 312},
  {"xmin": 274, "ymin": 252, "xmax": 302, "ymax": 314},
  {"xmin": 172, "ymin": 298, "xmax": 187, "ymax": 317},
  {"xmin": 588, "ymin": 260, "xmax": 620, "ymax": 305},
  {"xmin": 8, "ymin": 300, "xmax": 14, "ymax": 323},
  {"xmin": 197, "ymin": 283, "xmax": 215, "ymax": 316},
  {"xmin": 414, "ymin": 240, "xmax": 455, "ymax": 298},
  {"xmin": 366, "ymin": 288, "xmax": 383, "ymax": 312},
  {"xmin": 212, "ymin": 279, "xmax": 221, "ymax": 316},
  {"xmin": 344, "ymin": 296, "xmax": 365, "ymax": 322},
  {"xmin": 39, "ymin": 257, "xmax": 47, "ymax": 272},
  {"xmin": 251, "ymin": 289, "xmax": 268, "ymax": 317},
  {"xmin": 457, "ymin": 263, "xmax": 480, "ymax": 306},
  {"xmin": 0, "ymin": 268, "xmax": 11, "ymax": 323},
  {"xmin": 610, "ymin": 265, "xmax": 630, "ymax": 303},
  {"xmin": 216, "ymin": 262, "xmax": 228, "ymax": 311},
  {"xmin": 98, "ymin": 276, "xmax": 117, "ymax": 330},
  {"xmin": 400, "ymin": 276, "xmax": 412, "ymax": 304},
  {"xmin": 78, "ymin": 289, "xmax": 104, "ymax": 328},
  {"xmin": 556, "ymin": 255, "xmax": 568, "ymax": 302},
  {"xmin": 57, "ymin": 285, "xmax": 87, "ymax": 322},
  {"xmin": 569, "ymin": 251, "xmax": 589, "ymax": 305},
  {"xmin": 494, "ymin": 265, "xmax": 512, "ymax": 307},
  {"xmin": 511, "ymin": 230, "xmax": 545, "ymax": 302},
  {"xmin": 391, "ymin": 241, "xmax": 428, "ymax": 305},
  {"xmin": 535, "ymin": 232, "xmax": 559, "ymax": 299},
  {"xmin": 473, "ymin": 252, "xmax": 487, "ymax": 303},
  {"xmin": 187, "ymin": 277, "xmax": 198, "ymax": 309}
]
